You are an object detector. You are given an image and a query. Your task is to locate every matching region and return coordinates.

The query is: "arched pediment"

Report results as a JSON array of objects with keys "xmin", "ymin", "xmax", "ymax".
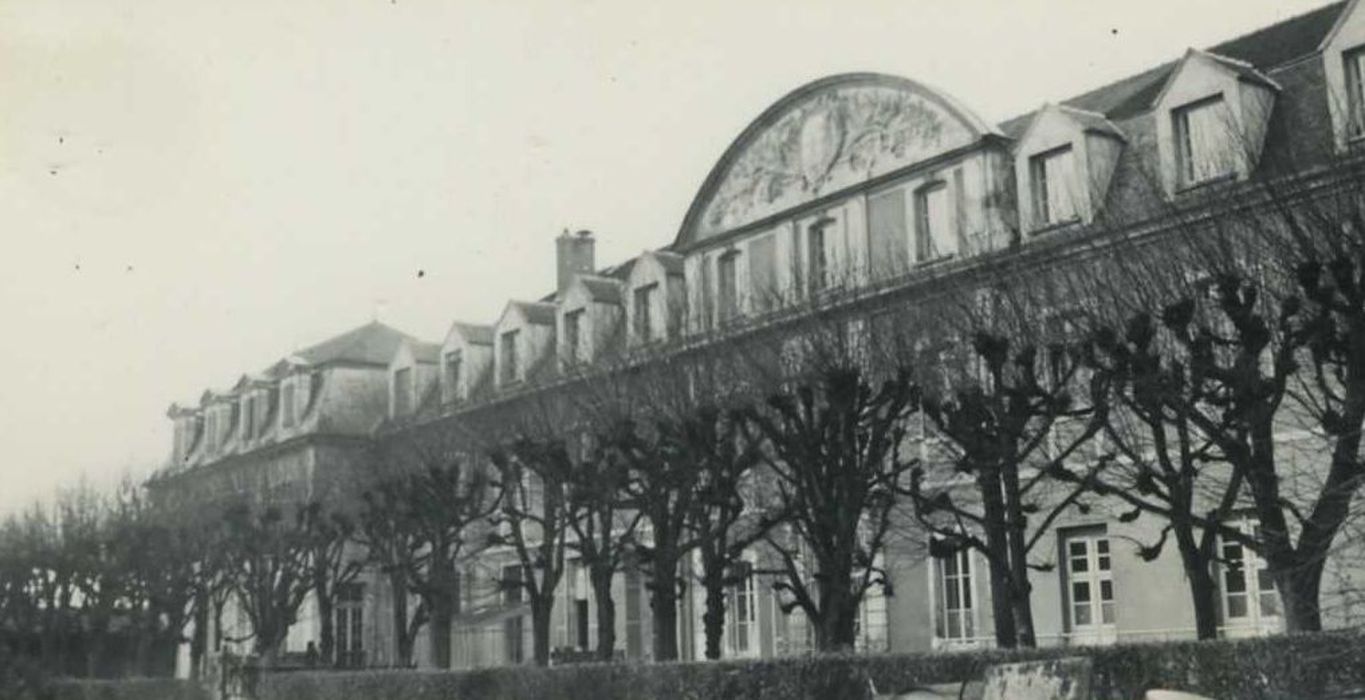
[{"xmin": 676, "ymin": 73, "xmax": 998, "ymax": 247}]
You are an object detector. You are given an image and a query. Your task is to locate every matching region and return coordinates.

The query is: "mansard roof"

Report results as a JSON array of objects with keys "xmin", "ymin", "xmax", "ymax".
[
  {"xmin": 448, "ymin": 322, "xmax": 495, "ymax": 346},
  {"xmin": 999, "ymin": 1, "xmax": 1347, "ymax": 137},
  {"xmin": 574, "ymin": 275, "xmax": 624, "ymax": 304},
  {"xmin": 293, "ymin": 321, "xmax": 418, "ymax": 367}
]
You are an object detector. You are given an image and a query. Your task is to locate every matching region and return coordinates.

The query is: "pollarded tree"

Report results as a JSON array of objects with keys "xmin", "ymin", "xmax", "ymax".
[
  {"xmin": 906, "ymin": 324, "xmax": 1112, "ymax": 649},
  {"xmin": 739, "ymin": 362, "xmax": 920, "ymax": 652},
  {"xmin": 219, "ymin": 500, "xmax": 313, "ymax": 665},
  {"xmin": 487, "ymin": 436, "xmax": 573, "ymax": 666},
  {"xmin": 356, "ymin": 481, "xmax": 427, "ymax": 668},
  {"xmin": 299, "ymin": 502, "xmax": 363, "ymax": 667}
]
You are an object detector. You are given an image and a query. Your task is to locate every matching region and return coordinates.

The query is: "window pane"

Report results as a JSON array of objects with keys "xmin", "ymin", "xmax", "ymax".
[
  {"xmin": 1073, "ymin": 581, "xmax": 1091, "ymax": 603},
  {"xmin": 1073, "ymin": 604, "xmax": 1092, "ymax": 626},
  {"xmin": 1259, "ymin": 592, "xmax": 1280, "ymax": 617},
  {"xmin": 1225, "ymin": 565, "xmax": 1246, "ymax": 594},
  {"xmin": 1098, "ymin": 555, "xmax": 1111, "ymax": 572},
  {"xmin": 1100, "ymin": 579, "xmax": 1113, "ymax": 602},
  {"xmin": 1227, "ymin": 594, "xmax": 1248, "ymax": 618},
  {"xmin": 1097, "ymin": 539, "xmax": 1109, "ymax": 555},
  {"xmin": 1257, "ymin": 568, "xmax": 1276, "ymax": 592},
  {"xmin": 748, "ymin": 236, "xmax": 777, "ymax": 311},
  {"xmin": 1181, "ymin": 98, "xmax": 1229, "ymax": 183},
  {"xmin": 1071, "ymin": 556, "xmax": 1089, "ymax": 573},
  {"xmin": 1069, "ymin": 541, "xmax": 1088, "ymax": 557},
  {"xmin": 1101, "ymin": 602, "xmax": 1115, "ymax": 625},
  {"xmin": 868, "ymin": 189, "xmax": 908, "ymax": 277}
]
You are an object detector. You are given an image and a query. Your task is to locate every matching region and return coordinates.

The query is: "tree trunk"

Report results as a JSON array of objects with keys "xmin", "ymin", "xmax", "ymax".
[
  {"xmin": 814, "ymin": 585, "xmax": 859, "ymax": 652},
  {"xmin": 190, "ymin": 596, "xmax": 208, "ymax": 680},
  {"xmin": 649, "ymin": 557, "xmax": 680, "ymax": 661},
  {"xmin": 1174, "ymin": 527, "xmax": 1220, "ymax": 640},
  {"xmin": 317, "ymin": 586, "xmax": 335, "ymax": 666},
  {"xmin": 391, "ymin": 574, "xmax": 415, "ymax": 667},
  {"xmin": 701, "ymin": 568, "xmax": 726, "ymax": 660},
  {"xmin": 530, "ymin": 596, "xmax": 554, "ymax": 666},
  {"xmin": 976, "ymin": 467, "xmax": 1019, "ymax": 648},
  {"xmin": 1279, "ymin": 559, "xmax": 1325, "ymax": 632},
  {"xmin": 429, "ymin": 594, "xmax": 454, "ymax": 669},
  {"xmin": 1002, "ymin": 464, "xmax": 1037, "ymax": 648},
  {"xmin": 590, "ymin": 567, "xmax": 617, "ymax": 661}
]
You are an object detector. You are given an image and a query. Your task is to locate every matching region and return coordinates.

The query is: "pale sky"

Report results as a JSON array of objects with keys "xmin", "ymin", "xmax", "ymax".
[{"xmin": 0, "ymin": 0, "xmax": 1334, "ymax": 512}]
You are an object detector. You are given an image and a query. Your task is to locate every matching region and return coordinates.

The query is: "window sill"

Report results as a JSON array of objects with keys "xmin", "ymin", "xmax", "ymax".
[
  {"xmin": 1176, "ymin": 171, "xmax": 1237, "ymax": 194},
  {"xmin": 1029, "ymin": 218, "xmax": 1082, "ymax": 237},
  {"xmin": 915, "ymin": 254, "xmax": 957, "ymax": 269}
]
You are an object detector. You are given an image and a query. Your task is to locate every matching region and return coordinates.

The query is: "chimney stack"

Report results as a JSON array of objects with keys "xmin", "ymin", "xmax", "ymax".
[{"xmin": 556, "ymin": 228, "xmax": 596, "ymax": 296}]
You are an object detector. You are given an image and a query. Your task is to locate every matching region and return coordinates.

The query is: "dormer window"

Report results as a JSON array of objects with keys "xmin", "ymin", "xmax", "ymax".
[
  {"xmin": 1030, "ymin": 146, "xmax": 1077, "ymax": 227},
  {"xmin": 281, "ymin": 383, "xmax": 296, "ymax": 428},
  {"xmin": 444, "ymin": 351, "xmax": 462, "ymax": 401},
  {"xmin": 1174, "ymin": 95, "xmax": 1232, "ymax": 187},
  {"xmin": 501, "ymin": 330, "xmax": 519, "ymax": 384},
  {"xmin": 1346, "ymin": 46, "xmax": 1365, "ymax": 141},
  {"xmin": 564, "ymin": 309, "xmax": 584, "ymax": 364},
  {"xmin": 394, "ymin": 367, "xmax": 412, "ymax": 415},
  {"xmin": 915, "ymin": 182, "xmax": 954, "ymax": 262},
  {"xmin": 242, "ymin": 396, "xmax": 256, "ymax": 441},
  {"xmin": 633, "ymin": 284, "xmax": 657, "ymax": 342}
]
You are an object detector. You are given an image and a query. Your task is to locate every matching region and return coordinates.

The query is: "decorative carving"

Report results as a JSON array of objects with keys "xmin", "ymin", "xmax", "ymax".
[{"xmin": 696, "ymin": 85, "xmax": 975, "ymax": 238}]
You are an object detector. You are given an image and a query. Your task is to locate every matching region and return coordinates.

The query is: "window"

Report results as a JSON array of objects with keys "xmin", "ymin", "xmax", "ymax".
[
  {"xmin": 718, "ymin": 251, "xmax": 740, "ymax": 323},
  {"xmin": 1346, "ymin": 46, "xmax": 1365, "ymax": 140},
  {"xmin": 633, "ymin": 284, "xmax": 657, "ymax": 342},
  {"xmin": 1031, "ymin": 146, "xmax": 1078, "ymax": 227},
  {"xmin": 393, "ymin": 367, "xmax": 412, "ymax": 415},
  {"xmin": 1221, "ymin": 523, "xmax": 1280, "ymax": 628},
  {"xmin": 728, "ymin": 561, "xmax": 757, "ymax": 655},
  {"xmin": 868, "ymin": 188, "xmax": 909, "ymax": 278},
  {"xmin": 1174, "ymin": 95, "xmax": 1231, "ymax": 187},
  {"xmin": 564, "ymin": 309, "xmax": 585, "ymax": 364},
  {"xmin": 242, "ymin": 396, "xmax": 255, "ymax": 440},
  {"xmin": 443, "ymin": 351, "xmax": 462, "ymax": 401},
  {"xmin": 281, "ymin": 383, "xmax": 296, "ymax": 428},
  {"xmin": 205, "ymin": 411, "xmax": 218, "ymax": 453},
  {"xmin": 934, "ymin": 546, "xmax": 974, "ymax": 642},
  {"xmin": 748, "ymin": 235, "xmax": 777, "ymax": 312},
  {"xmin": 501, "ymin": 330, "xmax": 519, "ymax": 384},
  {"xmin": 808, "ymin": 220, "xmax": 830, "ymax": 292},
  {"xmin": 575, "ymin": 599, "xmax": 590, "ymax": 649},
  {"xmin": 502, "ymin": 564, "xmax": 526, "ymax": 663},
  {"xmin": 335, "ymin": 583, "xmax": 365, "ymax": 668},
  {"xmin": 916, "ymin": 183, "xmax": 954, "ymax": 261},
  {"xmin": 1064, "ymin": 532, "xmax": 1116, "ymax": 632}
]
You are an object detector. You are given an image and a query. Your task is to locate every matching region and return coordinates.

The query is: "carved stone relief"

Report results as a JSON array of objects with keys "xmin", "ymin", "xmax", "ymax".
[{"xmin": 696, "ymin": 85, "xmax": 976, "ymax": 239}]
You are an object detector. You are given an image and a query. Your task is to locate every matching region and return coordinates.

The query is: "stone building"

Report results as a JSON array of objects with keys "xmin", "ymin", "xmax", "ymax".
[{"xmin": 159, "ymin": 0, "xmax": 1365, "ymax": 675}]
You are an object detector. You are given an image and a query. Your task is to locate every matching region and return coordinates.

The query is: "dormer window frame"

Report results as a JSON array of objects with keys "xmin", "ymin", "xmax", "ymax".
[
  {"xmin": 393, "ymin": 366, "xmax": 414, "ymax": 417},
  {"xmin": 1029, "ymin": 144, "xmax": 1080, "ymax": 232},
  {"xmin": 563, "ymin": 307, "xmax": 586, "ymax": 365},
  {"xmin": 501, "ymin": 329, "xmax": 520, "ymax": 385},
  {"xmin": 1345, "ymin": 44, "xmax": 1365, "ymax": 143},
  {"xmin": 1173, "ymin": 93, "xmax": 1236, "ymax": 190},
  {"xmin": 717, "ymin": 248, "xmax": 742, "ymax": 324},
  {"xmin": 632, "ymin": 282, "xmax": 658, "ymax": 344},
  {"xmin": 443, "ymin": 350, "xmax": 464, "ymax": 403},
  {"xmin": 281, "ymin": 380, "xmax": 297, "ymax": 428},
  {"xmin": 241, "ymin": 394, "xmax": 256, "ymax": 442}
]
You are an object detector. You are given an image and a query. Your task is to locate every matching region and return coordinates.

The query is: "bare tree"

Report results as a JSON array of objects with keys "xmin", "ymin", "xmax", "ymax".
[
  {"xmin": 299, "ymin": 502, "xmax": 363, "ymax": 667},
  {"xmin": 219, "ymin": 500, "xmax": 313, "ymax": 665}
]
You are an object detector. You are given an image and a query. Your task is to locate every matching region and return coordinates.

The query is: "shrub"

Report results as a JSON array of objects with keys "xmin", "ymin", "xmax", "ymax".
[
  {"xmin": 47, "ymin": 678, "xmax": 210, "ymax": 700},
  {"xmin": 258, "ymin": 628, "xmax": 1365, "ymax": 700}
]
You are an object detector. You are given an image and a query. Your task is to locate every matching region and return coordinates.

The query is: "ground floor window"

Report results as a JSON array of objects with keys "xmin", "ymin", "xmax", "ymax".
[
  {"xmin": 727, "ymin": 561, "xmax": 757, "ymax": 656},
  {"xmin": 933, "ymin": 546, "xmax": 975, "ymax": 643},
  {"xmin": 504, "ymin": 615, "xmax": 524, "ymax": 664},
  {"xmin": 1221, "ymin": 521, "xmax": 1281, "ymax": 635},
  {"xmin": 1062, "ymin": 528, "xmax": 1116, "ymax": 644},
  {"xmin": 335, "ymin": 582, "xmax": 364, "ymax": 668},
  {"xmin": 625, "ymin": 569, "xmax": 644, "ymax": 658}
]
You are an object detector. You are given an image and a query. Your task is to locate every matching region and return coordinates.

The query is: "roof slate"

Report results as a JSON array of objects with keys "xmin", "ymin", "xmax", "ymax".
[
  {"xmin": 294, "ymin": 321, "xmax": 419, "ymax": 367},
  {"xmin": 999, "ymin": 1, "xmax": 1347, "ymax": 136}
]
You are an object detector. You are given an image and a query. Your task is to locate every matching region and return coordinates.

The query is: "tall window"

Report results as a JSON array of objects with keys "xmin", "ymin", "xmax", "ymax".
[
  {"xmin": 625, "ymin": 569, "xmax": 644, "ymax": 658},
  {"xmin": 1346, "ymin": 46, "xmax": 1365, "ymax": 140},
  {"xmin": 633, "ymin": 284, "xmax": 656, "ymax": 342},
  {"xmin": 718, "ymin": 251, "xmax": 740, "ymax": 323},
  {"xmin": 1063, "ymin": 531, "xmax": 1116, "ymax": 633},
  {"xmin": 808, "ymin": 220, "xmax": 830, "ymax": 292},
  {"xmin": 868, "ymin": 188, "xmax": 909, "ymax": 278},
  {"xmin": 393, "ymin": 367, "xmax": 412, "ymax": 415},
  {"xmin": 915, "ymin": 183, "xmax": 954, "ymax": 261},
  {"xmin": 281, "ymin": 383, "xmax": 296, "ymax": 428},
  {"xmin": 934, "ymin": 547, "xmax": 974, "ymax": 642},
  {"xmin": 728, "ymin": 561, "xmax": 757, "ymax": 655},
  {"xmin": 443, "ymin": 351, "xmax": 462, "ymax": 401},
  {"xmin": 241, "ymin": 396, "xmax": 255, "ymax": 440},
  {"xmin": 748, "ymin": 235, "xmax": 777, "ymax": 312},
  {"xmin": 335, "ymin": 583, "xmax": 365, "ymax": 668},
  {"xmin": 1221, "ymin": 523, "xmax": 1280, "ymax": 629},
  {"xmin": 205, "ymin": 411, "xmax": 218, "ymax": 453},
  {"xmin": 1030, "ymin": 145, "xmax": 1077, "ymax": 227},
  {"xmin": 564, "ymin": 309, "xmax": 584, "ymax": 364},
  {"xmin": 501, "ymin": 330, "xmax": 519, "ymax": 384},
  {"xmin": 1174, "ymin": 95, "xmax": 1231, "ymax": 187},
  {"xmin": 503, "ymin": 564, "xmax": 525, "ymax": 664}
]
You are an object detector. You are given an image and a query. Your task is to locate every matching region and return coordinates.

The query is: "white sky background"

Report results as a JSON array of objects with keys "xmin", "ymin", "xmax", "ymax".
[{"xmin": 0, "ymin": 0, "xmax": 1333, "ymax": 513}]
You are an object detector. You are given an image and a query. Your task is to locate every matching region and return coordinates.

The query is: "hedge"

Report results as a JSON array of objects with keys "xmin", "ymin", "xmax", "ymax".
[
  {"xmin": 47, "ymin": 678, "xmax": 211, "ymax": 700},
  {"xmin": 258, "ymin": 629, "xmax": 1365, "ymax": 700}
]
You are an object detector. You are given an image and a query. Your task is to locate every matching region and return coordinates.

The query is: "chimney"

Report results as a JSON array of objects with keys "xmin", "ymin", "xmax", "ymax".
[{"xmin": 556, "ymin": 228, "xmax": 596, "ymax": 296}]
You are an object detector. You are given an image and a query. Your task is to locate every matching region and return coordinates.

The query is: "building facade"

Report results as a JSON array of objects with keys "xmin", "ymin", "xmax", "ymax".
[{"xmin": 159, "ymin": 0, "xmax": 1365, "ymax": 675}]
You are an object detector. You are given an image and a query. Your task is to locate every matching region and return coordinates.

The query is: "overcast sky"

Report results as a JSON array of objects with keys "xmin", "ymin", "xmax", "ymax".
[{"xmin": 0, "ymin": 0, "xmax": 1335, "ymax": 513}]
